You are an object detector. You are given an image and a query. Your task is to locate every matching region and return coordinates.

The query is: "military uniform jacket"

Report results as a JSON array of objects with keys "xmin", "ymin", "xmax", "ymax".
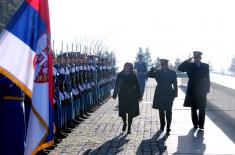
[
  {"xmin": 178, "ymin": 61, "xmax": 210, "ymax": 108},
  {"xmin": 113, "ymin": 71, "xmax": 141, "ymax": 118},
  {"xmin": 147, "ymin": 68, "xmax": 178, "ymax": 110},
  {"xmin": 134, "ymin": 62, "xmax": 147, "ymax": 77}
]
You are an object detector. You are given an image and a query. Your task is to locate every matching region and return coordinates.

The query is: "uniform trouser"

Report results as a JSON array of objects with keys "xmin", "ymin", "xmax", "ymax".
[
  {"xmin": 95, "ymin": 87, "xmax": 100, "ymax": 104},
  {"xmin": 137, "ymin": 75, "xmax": 146, "ymax": 97},
  {"xmin": 67, "ymin": 99, "xmax": 74, "ymax": 122},
  {"xmin": 89, "ymin": 91, "xmax": 93, "ymax": 108},
  {"xmin": 74, "ymin": 98, "xmax": 80, "ymax": 117},
  {"xmin": 80, "ymin": 94, "xmax": 85, "ymax": 113},
  {"xmin": 121, "ymin": 113, "xmax": 133, "ymax": 130},
  {"xmin": 84, "ymin": 92, "xmax": 89, "ymax": 111},
  {"xmin": 92, "ymin": 90, "xmax": 96, "ymax": 106},
  {"xmin": 105, "ymin": 85, "xmax": 109, "ymax": 97},
  {"xmin": 101, "ymin": 87, "xmax": 104, "ymax": 100},
  {"xmin": 159, "ymin": 109, "xmax": 172, "ymax": 130},
  {"xmin": 191, "ymin": 107, "xmax": 205, "ymax": 127},
  {"xmin": 0, "ymin": 103, "xmax": 25, "ymax": 155},
  {"xmin": 61, "ymin": 100, "xmax": 66, "ymax": 126},
  {"xmin": 88, "ymin": 91, "xmax": 92, "ymax": 109},
  {"xmin": 54, "ymin": 100, "xmax": 62, "ymax": 128}
]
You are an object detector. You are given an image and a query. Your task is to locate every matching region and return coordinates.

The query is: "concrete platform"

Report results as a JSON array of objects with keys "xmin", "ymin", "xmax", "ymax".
[{"xmin": 49, "ymin": 79, "xmax": 235, "ymax": 155}]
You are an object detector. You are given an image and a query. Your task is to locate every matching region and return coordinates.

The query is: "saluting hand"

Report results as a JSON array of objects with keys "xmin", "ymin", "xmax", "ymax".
[
  {"xmin": 187, "ymin": 57, "xmax": 193, "ymax": 62},
  {"xmin": 153, "ymin": 64, "xmax": 160, "ymax": 72}
]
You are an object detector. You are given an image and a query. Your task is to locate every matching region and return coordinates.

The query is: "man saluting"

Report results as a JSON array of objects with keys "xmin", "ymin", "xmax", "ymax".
[
  {"xmin": 148, "ymin": 59, "xmax": 178, "ymax": 135},
  {"xmin": 178, "ymin": 51, "xmax": 210, "ymax": 129}
]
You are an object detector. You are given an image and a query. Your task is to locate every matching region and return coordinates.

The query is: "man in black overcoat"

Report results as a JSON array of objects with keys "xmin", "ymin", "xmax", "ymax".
[
  {"xmin": 178, "ymin": 51, "xmax": 210, "ymax": 129},
  {"xmin": 147, "ymin": 59, "xmax": 178, "ymax": 135}
]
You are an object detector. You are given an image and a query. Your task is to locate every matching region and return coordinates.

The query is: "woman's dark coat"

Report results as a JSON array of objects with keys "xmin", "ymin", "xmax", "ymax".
[
  {"xmin": 177, "ymin": 61, "xmax": 210, "ymax": 108},
  {"xmin": 147, "ymin": 68, "xmax": 178, "ymax": 110},
  {"xmin": 113, "ymin": 71, "xmax": 141, "ymax": 118}
]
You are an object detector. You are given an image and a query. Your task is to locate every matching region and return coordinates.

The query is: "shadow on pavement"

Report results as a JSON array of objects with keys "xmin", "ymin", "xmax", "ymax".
[
  {"xmin": 206, "ymin": 102, "xmax": 235, "ymax": 143},
  {"xmin": 136, "ymin": 130, "xmax": 169, "ymax": 155},
  {"xmin": 83, "ymin": 133, "xmax": 129, "ymax": 155},
  {"xmin": 179, "ymin": 85, "xmax": 235, "ymax": 143},
  {"xmin": 173, "ymin": 128, "xmax": 206, "ymax": 155}
]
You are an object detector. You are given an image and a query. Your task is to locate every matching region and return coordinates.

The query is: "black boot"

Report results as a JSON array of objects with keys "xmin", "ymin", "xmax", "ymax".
[
  {"xmin": 122, "ymin": 123, "xmax": 127, "ymax": 132},
  {"xmin": 127, "ymin": 125, "xmax": 131, "ymax": 134},
  {"xmin": 127, "ymin": 116, "xmax": 133, "ymax": 134},
  {"xmin": 166, "ymin": 128, "xmax": 171, "ymax": 135}
]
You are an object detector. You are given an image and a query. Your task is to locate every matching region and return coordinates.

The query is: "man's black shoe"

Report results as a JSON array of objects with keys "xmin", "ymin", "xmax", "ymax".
[
  {"xmin": 84, "ymin": 112, "xmax": 91, "ymax": 116},
  {"xmin": 54, "ymin": 137, "xmax": 62, "ymax": 144},
  {"xmin": 73, "ymin": 119, "xmax": 80, "ymax": 124},
  {"xmin": 56, "ymin": 130, "xmax": 67, "ymax": 139},
  {"xmin": 80, "ymin": 115, "xmax": 88, "ymax": 119},
  {"xmin": 160, "ymin": 126, "xmax": 164, "ymax": 131},
  {"xmin": 68, "ymin": 123, "xmax": 76, "ymax": 128},
  {"xmin": 166, "ymin": 129, "xmax": 171, "ymax": 135},
  {"xmin": 62, "ymin": 127, "xmax": 72, "ymax": 133},
  {"xmin": 199, "ymin": 126, "xmax": 204, "ymax": 130}
]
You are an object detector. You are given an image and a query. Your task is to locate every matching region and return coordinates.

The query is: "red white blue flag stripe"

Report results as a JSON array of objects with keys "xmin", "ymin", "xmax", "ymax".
[{"xmin": 0, "ymin": 0, "xmax": 54, "ymax": 154}]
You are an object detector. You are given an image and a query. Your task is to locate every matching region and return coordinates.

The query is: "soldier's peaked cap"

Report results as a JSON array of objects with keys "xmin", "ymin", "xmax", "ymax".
[
  {"xmin": 193, "ymin": 51, "xmax": 203, "ymax": 57},
  {"xmin": 160, "ymin": 59, "xmax": 169, "ymax": 64}
]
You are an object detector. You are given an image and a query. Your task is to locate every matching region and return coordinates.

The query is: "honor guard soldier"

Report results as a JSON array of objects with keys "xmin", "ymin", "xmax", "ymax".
[
  {"xmin": 64, "ymin": 53, "xmax": 76, "ymax": 128},
  {"xmin": 89, "ymin": 55, "xmax": 97, "ymax": 109},
  {"xmin": 78, "ymin": 55, "xmax": 87, "ymax": 119},
  {"xmin": 70, "ymin": 52, "xmax": 80, "ymax": 123},
  {"xmin": 53, "ymin": 52, "xmax": 66, "ymax": 141},
  {"xmin": 178, "ymin": 51, "xmax": 210, "ymax": 129},
  {"xmin": 147, "ymin": 59, "xmax": 178, "ymax": 135},
  {"xmin": 58, "ymin": 53, "xmax": 72, "ymax": 133},
  {"xmin": 134, "ymin": 53, "xmax": 147, "ymax": 97},
  {"xmin": 0, "ymin": 73, "xmax": 25, "ymax": 155}
]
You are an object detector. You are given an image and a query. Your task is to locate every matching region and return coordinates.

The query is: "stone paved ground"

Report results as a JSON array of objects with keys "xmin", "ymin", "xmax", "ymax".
[{"xmin": 49, "ymin": 79, "xmax": 235, "ymax": 155}]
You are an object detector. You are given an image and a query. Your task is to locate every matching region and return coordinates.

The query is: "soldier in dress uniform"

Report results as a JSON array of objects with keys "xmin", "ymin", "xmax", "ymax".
[
  {"xmin": 177, "ymin": 51, "xmax": 210, "ymax": 129},
  {"xmin": 53, "ymin": 52, "xmax": 66, "ymax": 142},
  {"xmin": 57, "ymin": 53, "xmax": 72, "ymax": 133},
  {"xmin": 0, "ymin": 73, "xmax": 25, "ymax": 155},
  {"xmin": 88, "ymin": 55, "xmax": 97, "ymax": 111},
  {"xmin": 147, "ymin": 59, "xmax": 178, "ymax": 135},
  {"xmin": 134, "ymin": 53, "xmax": 147, "ymax": 97},
  {"xmin": 64, "ymin": 53, "xmax": 76, "ymax": 128},
  {"xmin": 97, "ymin": 57, "xmax": 103, "ymax": 104},
  {"xmin": 70, "ymin": 52, "xmax": 80, "ymax": 123},
  {"xmin": 78, "ymin": 54, "xmax": 88, "ymax": 119}
]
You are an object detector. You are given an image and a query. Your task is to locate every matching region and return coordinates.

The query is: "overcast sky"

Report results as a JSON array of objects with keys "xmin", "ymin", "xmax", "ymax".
[{"xmin": 49, "ymin": 0, "xmax": 235, "ymax": 71}]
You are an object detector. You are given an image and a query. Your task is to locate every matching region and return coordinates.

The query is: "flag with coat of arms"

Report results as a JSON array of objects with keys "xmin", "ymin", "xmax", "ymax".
[{"xmin": 0, "ymin": 0, "xmax": 54, "ymax": 154}]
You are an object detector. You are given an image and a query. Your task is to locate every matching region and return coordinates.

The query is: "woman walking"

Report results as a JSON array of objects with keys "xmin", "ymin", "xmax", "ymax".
[{"xmin": 112, "ymin": 62, "xmax": 142, "ymax": 134}]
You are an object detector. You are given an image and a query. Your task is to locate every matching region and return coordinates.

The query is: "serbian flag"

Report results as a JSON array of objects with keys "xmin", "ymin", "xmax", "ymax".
[{"xmin": 0, "ymin": 0, "xmax": 54, "ymax": 154}]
